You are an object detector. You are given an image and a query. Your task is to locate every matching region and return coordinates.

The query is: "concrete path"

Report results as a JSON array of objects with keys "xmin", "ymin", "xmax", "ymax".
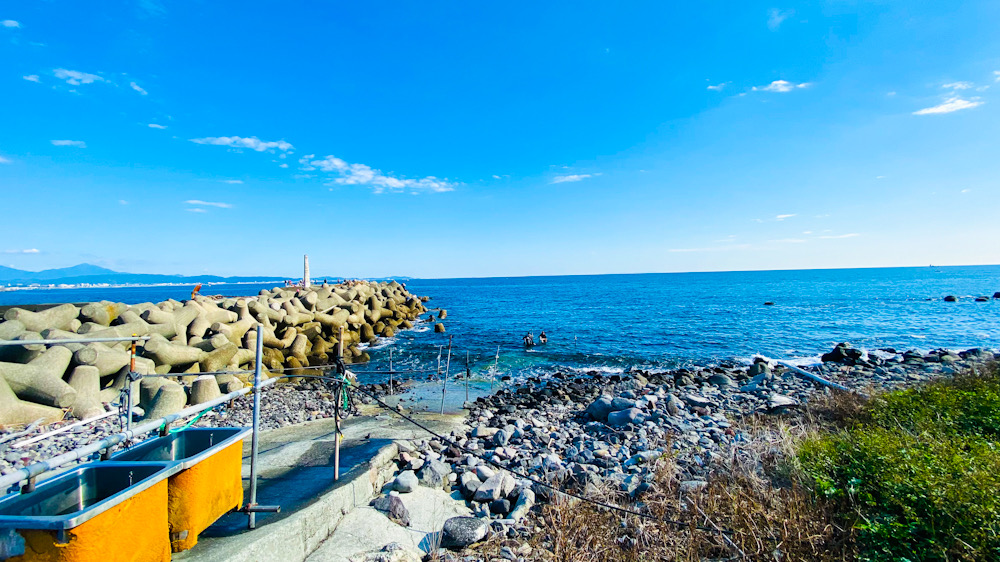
[{"xmin": 176, "ymin": 404, "xmax": 470, "ymax": 562}]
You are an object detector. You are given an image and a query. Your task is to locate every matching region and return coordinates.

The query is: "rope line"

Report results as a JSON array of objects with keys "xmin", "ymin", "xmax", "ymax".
[{"xmin": 345, "ymin": 381, "xmax": 734, "ymax": 537}]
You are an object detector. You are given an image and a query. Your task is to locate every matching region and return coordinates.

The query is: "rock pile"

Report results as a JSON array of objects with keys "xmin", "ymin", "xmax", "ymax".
[
  {"xmin": 366, "ymin": 343, "xmax": 997, "ymax": 554},
  {"xmin": 0, "ymin": 281, "xmax": 430, "ymax": 426}
]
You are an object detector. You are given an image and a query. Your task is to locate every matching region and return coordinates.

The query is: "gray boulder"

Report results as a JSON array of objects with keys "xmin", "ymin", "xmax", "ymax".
[
  {"xmin": 609, "ymin": 396, "xmax": 635, "ymax": 412},
  {"xmin": 392, "ymin": 470, "xmax": 418, "ymax": 493},
  {"xmin": 607, "ymin": 407, "xmax": 644, "ymax": 427},
  {"xmin": 585, "ymin": 396, "xmax": 613, "ymax": 422},
  {"xmin": 441, "ymin": 517, "xmax": 488, "ymax": 549},
  {"xmin": 416, "ymin": 459, "xmax": 452, "ymax": 489}
]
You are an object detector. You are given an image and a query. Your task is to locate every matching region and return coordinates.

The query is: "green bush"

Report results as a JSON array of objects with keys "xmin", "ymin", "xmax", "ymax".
[{"xmin": 798, "ymin": 365, "xmax": 1000, "ymax": 561}]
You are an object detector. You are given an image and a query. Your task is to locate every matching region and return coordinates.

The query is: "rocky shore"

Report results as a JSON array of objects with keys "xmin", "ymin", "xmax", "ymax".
[{"xmin": 356, "ymin": 343, "xmax": 998, "ymax": 560}]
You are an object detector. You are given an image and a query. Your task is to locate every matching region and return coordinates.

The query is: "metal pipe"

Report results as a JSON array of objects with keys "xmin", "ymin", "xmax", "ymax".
[
  {"xmin": 11, "ymin": 411, "xmax": 117, "ymax": 449},
  {"xmin": 441, "ymin": 335, "xmax": 452, "ymax": 414},
  {"xmin": 0, "ymin": 374, "xmax": 277, "ymax": 492},
  {"xmin": 248, "ymin": 325, "xmax": 264, "ymax": 529},
  {"xmin": 0, "ymin": 336, "xmax": 152, "ymax": 347},
  {"xmin": 388, "ymin": 348, "xmax": 393, "ymax": 395},
  {"xmin": 773, "ymin": 360, "xmax": 853, "ymax": 393}
]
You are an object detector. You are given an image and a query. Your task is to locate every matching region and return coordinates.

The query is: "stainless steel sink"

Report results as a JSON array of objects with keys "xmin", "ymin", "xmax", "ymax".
[
  {"xmin": 109, "ymin": 427, "xmax": 250, "ymax": 470},
  {"xmin": 0, "ymin": 462, "xmax": 175, "ymax": 530}
]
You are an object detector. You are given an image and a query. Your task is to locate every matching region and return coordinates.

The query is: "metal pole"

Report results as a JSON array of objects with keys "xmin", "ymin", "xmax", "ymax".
[
  {"xmin": 465, "ymin": 351, "xmax": 470, "ymax": 403},
  {"xmin": 388, "ymin": 348, "xmax": 393, "ymax": 395},
  {"xmin": 492, "ymin": 345, "xmax": 499, "ymax": 390},
  {"xmin": 248, "ymin": 325, "xmax": 264, "ymax": 529},
  {"xmin": 126, "ymin": 337, "xmax": 137, "ymax": 434},
  {"xmin": 441, "ymin": 335, "xmax": 452, "ymax": 414},
  {"xmin": 335, "ymin": 325, "xmax": 343, "ymax": 481},
  {"xmin": 436, "ymin": 346, "xmax": 442, "ymax": 378}
]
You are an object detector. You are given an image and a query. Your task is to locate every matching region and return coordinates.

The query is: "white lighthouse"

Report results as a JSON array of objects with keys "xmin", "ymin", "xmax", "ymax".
[{"xmin": 303, "ymin": 254, "xmax": 311, "ymax": 288}]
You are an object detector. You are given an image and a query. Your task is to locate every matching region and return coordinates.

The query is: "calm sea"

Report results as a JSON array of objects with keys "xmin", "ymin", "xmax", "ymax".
[{"xmin": 2, "ymin": 267, "xmax": 998, "ymax": 380}]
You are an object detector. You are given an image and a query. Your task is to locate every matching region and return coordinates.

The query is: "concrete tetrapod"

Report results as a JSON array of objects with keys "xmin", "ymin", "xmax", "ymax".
[
  {"xmin": 3, "ymin": 303, "xmax": 80, "ymax": 332},
  {"xmin": 0, "ymin": 375, "xmax": 64, "ymax": 426},
  {"xmin": 143, "ymin": 381, "xmax": 187, "ymax": 420},
  {"xmin": 0, "ymin": 347, "xmax": 77, "ymax": 407},
  {"xmin": 143, "ymin": 338, "xmax": 208, "ymax": 366},
  {"xmin": 73, "ymin": 344, "xmax": 132, "ymax": 377},
  {"xmin": 189, "ymin": 375, "xmax": 222, "ymax": 405},
  {"xmin": 79, "ymin": 301, "xmax": 129, "ymax": 326},
  {"xmin": 66, "ymin": 365, "xmax": 106, "ymax": 420}
]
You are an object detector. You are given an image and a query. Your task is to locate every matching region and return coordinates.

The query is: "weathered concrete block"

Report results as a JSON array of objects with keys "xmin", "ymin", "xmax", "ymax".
[
  {"xmin": 0, "ymin": 375, "xmax": 64, "ymax": 426},
  {"xmin": 143, "ymin": 338, "xmax": 207, "ymax": 366},
  {"xmin": 189, "ymin": 375, "xmax": 222, "ymax": 405},
  {"xmin": 0, "ymin": 347, "xmax": 76, "ymax": 407},
  {"xmin": 3, "ymin": 304, "xmax": 80, "ymax": 332},
  {"xmin": 143, "ymin": 381, "xmax": 187, "ymax": 420},
  {"xmin": 200, "ymin": 343, "xmax": 238, "ymax": 373},
  {"xmin": 73, "ymin": 343, "xmax": 131, "ymax": 377},
  {"xmin": 66, "ymin": 365, "xmax": 105, "ymax": 420}
]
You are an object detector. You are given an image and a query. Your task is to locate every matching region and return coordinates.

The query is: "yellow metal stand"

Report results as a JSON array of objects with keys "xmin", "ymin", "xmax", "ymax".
[{"xmin": 166, "ymin": 440, "xmax": 244, "ymax": 552}]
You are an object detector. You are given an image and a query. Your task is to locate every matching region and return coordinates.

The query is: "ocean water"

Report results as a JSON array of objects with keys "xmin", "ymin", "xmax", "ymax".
[{"xmin": 2, "ymin": 267, "xmax": 998, "ymax": 382}]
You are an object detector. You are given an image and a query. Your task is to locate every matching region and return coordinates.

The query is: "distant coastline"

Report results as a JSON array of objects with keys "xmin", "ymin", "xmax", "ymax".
[{"xmin": 0, "ymin": 280, "xmax": 284, "ymax": 292}]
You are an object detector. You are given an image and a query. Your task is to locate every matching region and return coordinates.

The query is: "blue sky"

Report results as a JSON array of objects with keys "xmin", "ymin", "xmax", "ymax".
[{"xmin": 1, "ymin": 1, "xmax": 998, "ymax": 278}]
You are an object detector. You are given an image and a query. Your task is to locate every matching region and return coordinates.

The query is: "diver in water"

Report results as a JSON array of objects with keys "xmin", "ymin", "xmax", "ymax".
[
  {"xmin": 523, "ymin": 332, "xmax": 534, "ymax": 347},
  {"xmin": 539, "ymin": 331, "xmax": 547, "ymax": 344}
]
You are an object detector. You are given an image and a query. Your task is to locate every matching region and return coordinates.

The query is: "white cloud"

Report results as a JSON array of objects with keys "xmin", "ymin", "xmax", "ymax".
[
  {"xmin": 278, "ymin": 163, "xmax": 288, "ymax": 168},
  {"xmin": 2, "ymin": 248, "xmax": 39, "ymax": 254},
  {"xmin": 753, "ymin": 80, "xmax": 810, "ymax": 93},
  {"xmin": 0, "ymin": 156, "xmax": 10, "ymax": 164},
  {"xmin": 876, "ymin": 175, "xmax": 885, "ymax": 179},
  {"xmin": 770, "ymin": 238, "xmax": 807, "ymax": 243},
  {"xmin": 130, "ymin": 81, "xmax": 148, "ymax": 95},
  {"xmin": 119, "ymin": 200, "xmax": 128, "ymax": 205},
  {"xmin": 943, "ymin": 81, "xmax": 973, "ymax": 90},
  {"xmin": 961, "ymin": 189, "xmax": 971, "ymax": 193},
  {"xmin": 767, "ymin": 9, "xmax": 792, "ymax": 30},
  {"xmin": 995, "ymin": 71, "xmax": 1000, "ymax": 82},
  {"xmin": 304, "ymin": 154, "xmax": 454, "ymax": 194},
  {"xmin": 775, "ymin": 214, "xmax": 796, "ymax": 221},
  {"xmin": 220, "ymin": 180, "xmax": 243, "ymax": 184},
  {"xmin": 802, "ymin": 231, "xmax": 812, "ymax": 235},
  {"xmin": 51, "ymin": 140, "xmax": 86, "ymax": 148},
  {"xmin": 819, "ymin": 233, "xmax": 860, "ymax": 239},
  {"xmin": 185, "ymin": 199, "xmax": 233, "ymax": 208},
  {"xmin": 707, "ymin": 82, "xmax": 728, "ymax": 91},
  {"xmin": 23, "ymin": 75, "xmax": 40, "ymax": 83},
  {"xmin": 2, "ymin": 20, "xmax": 20, "ymax": 28},
  {"xmin": 186, "ymin": 208, "xmax": 207, "ymax": 213},
  {"xmin": 148, "ymin": 123, "xmax": 167, "ymax": 129},
  {"xmin": 190, "ymin": 136, "xmax": 293, "ymax": 152},
  {"xmin": 551, "ymin": 173, "xmax": 598, "ymax": 184},
  {"xmin": 53, "ymin": 68, "xmax": 104, "ymax": 86},
  {"xmin": 913, "ymin": 96, "xmax": 983, "ymax": 115}
]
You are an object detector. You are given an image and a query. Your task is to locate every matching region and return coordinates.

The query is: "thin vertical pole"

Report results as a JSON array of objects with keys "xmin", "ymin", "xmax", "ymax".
[
  {"xmin": 335, "ymin": 326, "xmax": 343, "ymax": 481},
  {"xmin": 492, "ymin": 345, "xmax": 499, "ymax": 390},
  {"xmin": 126, "ymin": 337, "xmax": 137, "ymax": 433},
  {"xmin": 441, "ymin": 336, "xmax": 452, "ymax": 414},
  {"xmin": 436, "ymin": 346, "xmax": 442, "ymax": 378},
  {"xmin": 465, "ymin": 351, "xmax": 470, "ymax": 403},
  {"xmin": 248, "ymin": 325, "xmax": 264, "ymax": 529},
  {"xmin": 389, "ymin": 348, "xmax": 394, "ymax": 395}
]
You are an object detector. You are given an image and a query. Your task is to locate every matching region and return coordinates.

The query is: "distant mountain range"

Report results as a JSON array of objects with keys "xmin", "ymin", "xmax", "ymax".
[{"xmin": 0, "ymin": 264, "xmax": 287, "ymax": 286}]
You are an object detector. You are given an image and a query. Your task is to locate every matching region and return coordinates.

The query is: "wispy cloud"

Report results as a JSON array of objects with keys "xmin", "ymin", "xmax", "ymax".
[
  {"xmin": 961, "ymin": 189, "xmax": 971, "ymax": 194},
  {"xmin": 753, "ymin": 80, "xmax": 810, "ymax": 93},
  {"xmin": 301, "ymin": 154, "xmax": 454, "ymax": 194},
  {"xmin": 130, "ymin": 81, "xmax": 148, "ymax": 95},
  {"xmin": 22, "ymin": 75, "xmax": 39, "ymax": 83},
  {"xmin": 913, "ymin": 96, "xmax": 983, "ymax": 115},
  {"xmin": 220, "ymin": 180, "xmax": 243, "ymax": 184},
  {"xmin": 148, "ymin": 123, "xmax": 167, "ymax": 129},
  {"xmin": 53, "ymin": 68, "xmax": 103, "ymax": 86},
  {"xmin": 767, "ymin": 9, "xmax": 793, "ymax": 30},
  {"xmin": 995, "ymin": 71, "xmax": 1000, "ymax": 82},
  {"xmin": 51, "ymin": 140, "xmax": 86, "ymax": 148},
  {"xmin": 551, "ymin": 173, "xmax": 598, "ymax": 184},
  {"xmin": 119, "ymin": 199, "xmax": 128, "ymax": 205},
  {"xmin": 819, "ymin": 233, "xmax": 860, "ymax": 239},
  {"xmin": 190, "ymin": 136, "xmax": 293, "ymax": 152},
  {"xmin": 185, "ymin": 200, "xmax": 233, "ymax": 208},
  {"xmin": 775, "ymin": 213, "xmax": 796, "ymax": 221},
  {"xmin": 707, "ymin": 82, "xmax": 728, "ymax": 92},
  {"xmin": 770, "ymin": 238, "xmax": 807, "ymax": 243},
  {"xmin": 186, "ymin": 208, "xmax": 207, "ymax": 213},
  {"xmin": 2, "ymin": 20, "xmax": 21, "ymax": 28},
  {"xmin": 943, "ymin": 81, "xmax": 973, "ymax": 91},
  {"xmin": 3, "ymin": 248, "xmax": 39, "ymax": 254},
  {"xmin": 0, "ymin": 156, "xmax": 10, "ymax": 164}
]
